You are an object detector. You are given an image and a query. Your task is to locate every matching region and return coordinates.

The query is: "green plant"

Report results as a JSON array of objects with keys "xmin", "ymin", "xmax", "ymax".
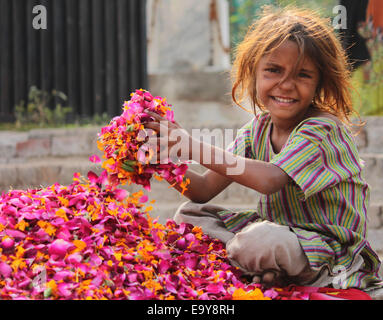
[
  {"xmin": 352, "ymin": 20, "xmax": 383, "ymax": 116},
  {"xmin": 73, "ymin": 112, "xmax": 110, "ymax": 127},
  {"xmin": 14, "ymin": 86, "xmax": 72, "ymax": 128},
  {"xmin": 92, "ymin": 112, "xmax": 110, "ymax": 125},
  {"xmin": 229, "ymin": 0, "xmax": 336, "ymax": 51}
]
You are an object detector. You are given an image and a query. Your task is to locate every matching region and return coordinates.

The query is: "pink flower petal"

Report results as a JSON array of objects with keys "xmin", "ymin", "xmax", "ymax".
[
  {"xmin": 49, "ymin": 239, "xmax": 73, "ymax": 259},
  {"xmin": 0, "ymin": 262, "xmax": 12, "ymax": 278},
  {"xmin": 5, "ymin": 229, "xmax": 26, "ymax": 239},
  {"xmin": 185, "ymin": 257, "xmax": 199, "ymax": 270},
  {"xmin": 53, "ymin": 271, "xmax": 75, "ymax": 282},
  {"xmin": 114, "ymin": 188, "xmax": 128, "ymax": 202},
  {"xmin": 1, "ymin": 237, "xmax": 14, "ymax": 250},
  {"xmin": 57, "ymin": 283, "xmax": 74, "ymax": 298},
  {"xmin": 166, "ymin": 110, "xmax": 174, "ymax": 122},
  {"xmin": 66, "ymin": 252, "xmax": 83, "ymax": 265},
  {"xmin": 158, "ymin": 260, "xmax": 171, "ymax": 273},
  {"xmin": 87, "ymin": 171, "xmax": 99, "ymax": 184},
  {"xmin": 89, "ymin": 155, "xmax": 101, "ymax": 163},
  {"xmin": 206, "ymin": 283, "xmax": 225, "ymax": 295}
]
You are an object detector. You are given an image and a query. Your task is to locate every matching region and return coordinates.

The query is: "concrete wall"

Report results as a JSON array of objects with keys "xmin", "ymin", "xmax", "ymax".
[{"xmin": 146, "ymin": 0, "xmax": 231, "ymax": 73}]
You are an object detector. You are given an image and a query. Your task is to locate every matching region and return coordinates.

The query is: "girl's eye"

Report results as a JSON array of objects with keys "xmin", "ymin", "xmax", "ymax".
[
  {"xmin": 298, "ymin": 72, "xmax": 311, "ymax": 79},
  {"xmin": 265, "ymin": 68, "xmax": 280, "ymax": 74}
]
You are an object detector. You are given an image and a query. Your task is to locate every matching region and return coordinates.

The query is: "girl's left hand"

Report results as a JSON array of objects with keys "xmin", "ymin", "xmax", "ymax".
[{"xmin": 142, "ymin": 110, "xmax": 191, "ymax": 163}]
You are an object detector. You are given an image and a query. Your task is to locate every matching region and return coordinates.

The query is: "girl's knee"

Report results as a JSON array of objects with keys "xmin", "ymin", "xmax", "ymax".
[
  {"xmin": 173, "ymin": 201, "xmax": 235, "ymax": 244},
  {"xmin": 226, "ymin": 221, "xmax": 279, "ymax": 263},
  {"xmin": 228, "ymin": 220, "xmax": 289, "ymax": 250},
  {"xmin": 173, "ymin": 201, "xmax": 194, "ymax": 224},
  {"xmin": 175, "ymin": 200, "xmax": 193, "ymax": 213},
  {"xmin": 226, "ymin": 220, "xmax": 309, "ymax": 277}
]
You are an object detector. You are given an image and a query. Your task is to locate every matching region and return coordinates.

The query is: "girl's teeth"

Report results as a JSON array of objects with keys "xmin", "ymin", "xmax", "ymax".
[{"xmin": 274, "ymin": 97, "xmax": 295, "ymax": 103}]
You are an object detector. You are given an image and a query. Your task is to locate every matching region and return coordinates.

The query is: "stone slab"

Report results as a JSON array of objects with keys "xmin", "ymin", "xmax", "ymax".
[
  {"xmin": 147, "ymin": 0, "xmax": 211, "ymax": 72},
  {"xmin": 367, "ymin": 229, "xmax": 383, "ymax": 256},
  {"xmin": 16, "ymin": 138, "xmax": 51, "ymax": 158},
  {"xmin": 149, "ymin": 71, "xmax": 233, "ymax": 104},
  {"xmin": 0, "ymin": 131, "xmax": 29, "ymax": 162},
  {"xmin": 368, "ymin": 203, "xmax": 383, "ymax": 229}
]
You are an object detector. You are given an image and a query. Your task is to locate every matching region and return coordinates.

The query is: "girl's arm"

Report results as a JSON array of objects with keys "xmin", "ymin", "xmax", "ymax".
[
  {"xmin": 189, "ymin": 136, "xmax": 290, "ymax": 195},
  {"xmin": 144, "ymin": 110, "xmax": 290, "ymax": 197},
  {"xmin": 167, "ymin": 168, "xmax": 233, "ymax": 203}
]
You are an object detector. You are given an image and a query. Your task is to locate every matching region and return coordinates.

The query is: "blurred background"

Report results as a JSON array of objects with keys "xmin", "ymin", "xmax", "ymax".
[
  {"xmin": 0, "ymin": 0, "xmax": 382, "ymax": 273},
  {"xmin": 1, "ymin": 0, "xmax": 382, "ymax": 123}
]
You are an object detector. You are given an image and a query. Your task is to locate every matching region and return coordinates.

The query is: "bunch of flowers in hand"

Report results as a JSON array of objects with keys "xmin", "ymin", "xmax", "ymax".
[{"xmin": 97, "ymin": 89, "xmax": 190, "ymax": 192}]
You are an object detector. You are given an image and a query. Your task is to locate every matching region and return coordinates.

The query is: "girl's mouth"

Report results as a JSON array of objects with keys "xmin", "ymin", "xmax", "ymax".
[{"xmin": 271, "ymin": 96, "xmax": 298, "ymax": 104}]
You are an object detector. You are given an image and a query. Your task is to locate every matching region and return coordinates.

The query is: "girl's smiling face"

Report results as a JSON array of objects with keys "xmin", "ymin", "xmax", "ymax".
[{"xmin": 255, "ymin": 40, "xmax": 320, "ymax": 127}]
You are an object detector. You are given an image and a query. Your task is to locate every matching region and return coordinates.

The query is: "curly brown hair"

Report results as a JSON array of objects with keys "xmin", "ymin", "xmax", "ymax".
[{"xmin": 231, "ymin": 6, "xmax": 357, "ymax": 125}]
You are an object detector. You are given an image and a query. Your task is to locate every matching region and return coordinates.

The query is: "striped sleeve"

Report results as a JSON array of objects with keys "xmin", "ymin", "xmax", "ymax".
[
  {"xmin": 226, "ymin": 118, "xmax": 256, "ymax": 159},
  {"xmin": 270, "ymin": 119, "xmax": 362, "ymax": 200}
]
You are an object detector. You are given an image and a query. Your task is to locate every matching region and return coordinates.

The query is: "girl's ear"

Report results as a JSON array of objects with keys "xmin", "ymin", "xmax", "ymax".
[{"xmin": 314, "ymin": 77, "xmax": 323, "ymax": 101}]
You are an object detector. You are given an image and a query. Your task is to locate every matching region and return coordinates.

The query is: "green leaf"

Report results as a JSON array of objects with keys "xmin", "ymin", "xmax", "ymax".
[
  {"xmin": 44, "ymin": 287, "xmax": 52, "ymax": 298},
  {"xmin": 121, "ymin": 162, "xmax": 135, "ymax": 172},
  {"xmin": 126, "ymin": 124, "xmax": 135, "ymax": 132},
  {"xmin": 124, "ymin": 160, "xmax": 137, "ymax": 166},
  {"xmin": 103, "ymin": 279, "xmax": 115, "ymax": 287}
]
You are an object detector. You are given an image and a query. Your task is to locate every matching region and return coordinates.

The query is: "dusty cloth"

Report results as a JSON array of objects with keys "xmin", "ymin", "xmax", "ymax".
[
  {"xmin": 174, "ymin": 201, "xmax": 235, "ymax": 244},
  {"xmin": 174, "ymin": 201, "xmax": 338, "ymax": 287}
]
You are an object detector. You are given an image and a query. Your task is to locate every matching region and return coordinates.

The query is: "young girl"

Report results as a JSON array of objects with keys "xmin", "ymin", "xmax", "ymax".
[{"xmin": 144, "ymin": 6, "xmax": 383, "ymax": 292}]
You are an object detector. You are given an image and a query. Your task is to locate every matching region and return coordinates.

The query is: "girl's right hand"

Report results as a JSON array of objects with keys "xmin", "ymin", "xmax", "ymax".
[
  {"xmin": 142, "ymin": 110, "xmax": 192, "ymax": 164},
  {"xmin": 142, "ymin": 110, "xmax": 234, "ymax": 202}
]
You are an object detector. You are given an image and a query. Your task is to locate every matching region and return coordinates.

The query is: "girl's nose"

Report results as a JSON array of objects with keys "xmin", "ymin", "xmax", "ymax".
[{"xmin": 278, "ymin": 75, "xmax": 295, "ymax": 91}]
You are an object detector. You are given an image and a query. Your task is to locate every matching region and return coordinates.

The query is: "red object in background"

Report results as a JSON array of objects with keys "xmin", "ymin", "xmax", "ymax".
[
  {"xmin": 367, "ymin": 0, "xmax": 383, "ymax": 30},
  {"xmin": 274, "ymin": 285, "xmax": 372, "ymax": 300}
]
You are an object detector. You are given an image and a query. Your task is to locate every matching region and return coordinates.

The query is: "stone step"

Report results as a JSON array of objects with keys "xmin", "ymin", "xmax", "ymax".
[
  {"xmin": 0, "ymin": 157, "xmax": 102, "ymax": 192},
  {"xmin": 171, "ymin": 100, "xmax": 252, "ymax": 129},
  {"xmin": 3, "ymin": 155, "xmax": 383, "ymax": 201},
  {"xmin": 0, "ymin": 154, "xmax": 382, "ymax": 226},
  {"xmin": 0, "ymin": 158, "xmax": 259, "ymax": 201},
  {"xmin": 1, "ymin": 155, "xmax": 383, "ymax": 212},
  {"xmin": 0, "ymin": 102, "xmax": 252, "ymax": 165},
  {"xmin": 3, "ymin": 113, "xmax": 383, "ymax": 164},
  {"xmin": 360, "ymin": 153, "xmax": 383, "ymax": 203}
]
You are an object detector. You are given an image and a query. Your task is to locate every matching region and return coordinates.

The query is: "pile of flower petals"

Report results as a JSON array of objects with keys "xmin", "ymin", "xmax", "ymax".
[
  {"xmin": 97, "ymin": 89, "xmax": 190, "ymax": 192},
  {"xmin": 0, "ymin": 171, "xmax": 272, "ymax": 300}
]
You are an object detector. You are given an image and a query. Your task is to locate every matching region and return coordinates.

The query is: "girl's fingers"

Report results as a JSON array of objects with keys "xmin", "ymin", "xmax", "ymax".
[
  {"xmin": 143, "ymin": 121, "xmax": 167, "ymax": 136},
  {"xmin": 144, "ymin": 121, "xmax": 176, "ymax": 138},
  {"xmin": 262, "ymin": 271, "xmax": 276, "ymax": 285},
  {"xmin": 144, "ymin": 109, "xmax": 165, "ymax": 122},
  {"xmin": 143, "ymin": 121, "xmax": 161, "ymax": 131},
  {"xmin": 146, "ymin": 137, "xmax": 168, "ymax": 152},
  {"xmin": 144, "ymin": 109, "xmax": 181, "ymax": 128},
  {"xmin": 252, "ymin": 275, "xmax": 262, "ymax": 284},
  {"xmin": 145, "ymin": 136, "xmax": 184, "ymax": 164}
]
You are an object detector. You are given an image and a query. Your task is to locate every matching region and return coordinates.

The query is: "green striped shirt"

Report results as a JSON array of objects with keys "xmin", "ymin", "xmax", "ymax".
[{"xmin": 221, "ymin": 112, "xmax": 382, "ymax": 290}]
